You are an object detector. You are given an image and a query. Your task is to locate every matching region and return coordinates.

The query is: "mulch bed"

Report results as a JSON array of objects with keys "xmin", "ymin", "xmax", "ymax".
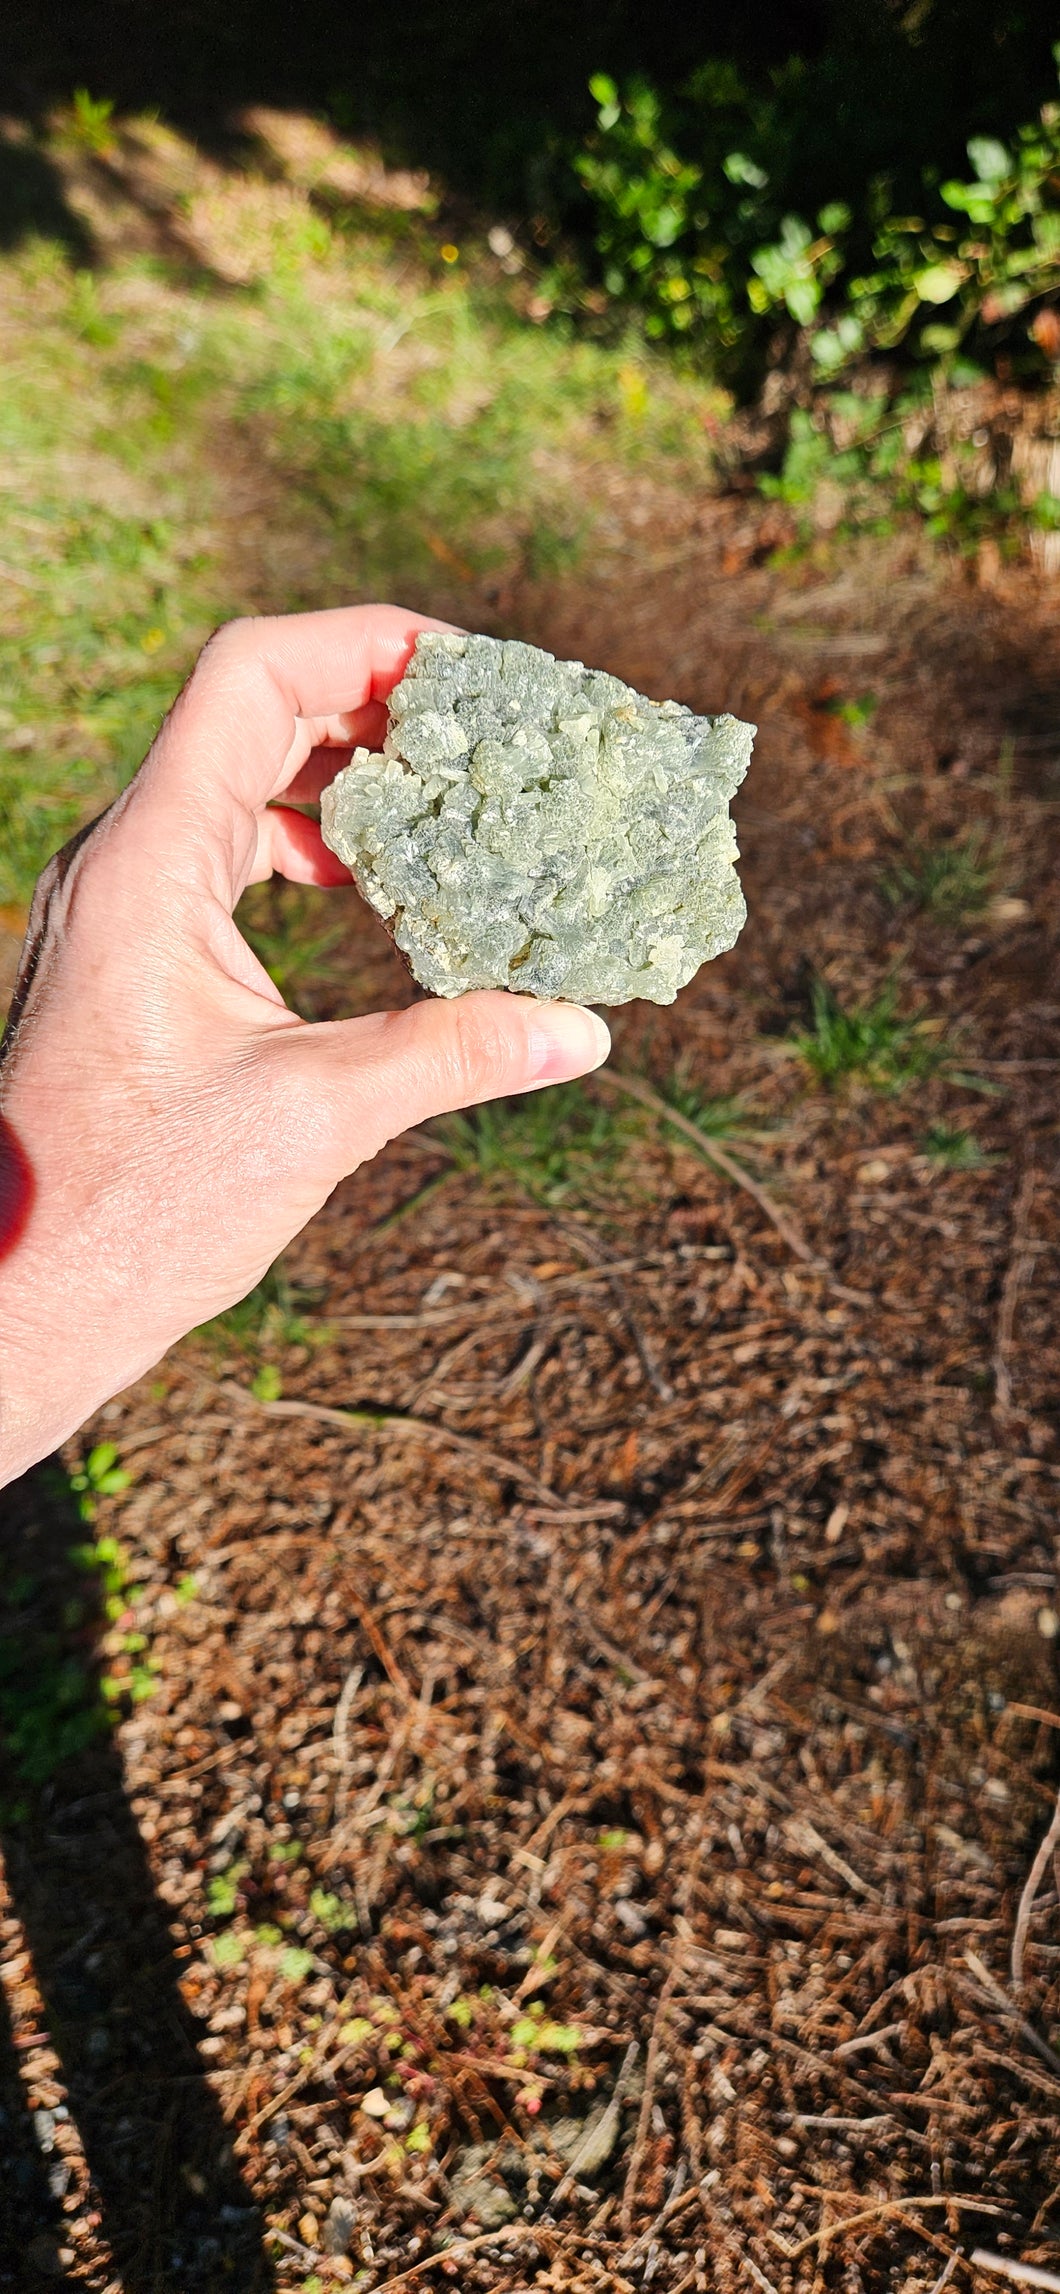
[{"xmin": 1, "ymin": 500, "xmax": 1058, "ymax": 2294}]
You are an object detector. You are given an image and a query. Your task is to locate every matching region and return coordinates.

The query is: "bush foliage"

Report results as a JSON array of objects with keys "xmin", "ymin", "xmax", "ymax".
[{"xmin": 574, "ymin": 49, "xmax": 1060, "ymax": 391}]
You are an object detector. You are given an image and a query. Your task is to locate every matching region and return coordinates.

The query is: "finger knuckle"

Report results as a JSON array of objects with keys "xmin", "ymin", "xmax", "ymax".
[{"xmin": 198, "ymin": 614, "xmax": 276, "ymax": 684}]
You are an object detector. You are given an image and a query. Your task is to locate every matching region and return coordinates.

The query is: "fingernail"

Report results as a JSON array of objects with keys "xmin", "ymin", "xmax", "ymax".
[{"xmin": 528, "ymin": 1003, "xmax": 611, "ymax": 1083}]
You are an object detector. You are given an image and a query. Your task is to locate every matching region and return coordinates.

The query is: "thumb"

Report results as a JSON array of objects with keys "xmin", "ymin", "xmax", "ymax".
[{"xmin": 269, "ymin": 991, "xmax": 612, "ymax": 1178}]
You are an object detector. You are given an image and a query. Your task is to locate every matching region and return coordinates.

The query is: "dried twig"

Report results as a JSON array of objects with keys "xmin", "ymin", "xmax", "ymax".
[
  {"xmin": 964, "ymin": 1952, "xmax": 1060, "ymax": 2080},
  {"xmin": 597, "ymin": 1066, "xmax": 870, "ymax": 1302},
  {"xmin": 332, "ymin": 1258, "xmax": 655, "ymax": 1328},
  {"xmin": 348, "ymin": 1167, "xmax": 458, "ymax": 1253},
  {"xmin": 549, "ymin": 2040, "xmax": 640, "ymax": 2207},
  {"xmin": 994, "ymin": 1165, "xmax": 1037, "ymax": 1414},
  {"xmin": 331, "ymin": 1663, "xmax": 364, "ymax": 1822},
  {"xmin": 926, "ymin": 2253, "xmax": 961, "ymax": 2294},
  {"xmin": 620, "ymin": 1961, "xmax": 680, "ymax": 2235},
  {"xmin": 361, "ymin": 2220, "xmax": 553, "ymax": 2292},
  {"xmin": 772, "ymin": 2193, "xmax": 1006, "ymax": 2262},
  {"xmin": 621, "ymin": 1823, "xmax": 707, "ymax": 2234},
  {"xmin": 972, "ymin": 2254, "xmax": 1060, "ymax": 2293},
  {"xmin": 223, "ymin": 1381, "xmax": 561, "ymax": 1504},
  {"xmin": 557, "ymin": 1219, "xmax": 673, "ymax": 1400},
  {"xmin": 833, "ymin": 2020, "xmax": 905, "ymax": 2060},
  {"xmin": 235, "ymin": 2034, "xmax": 357, "ymax": 2141},
  {"xmin": 1012, "ymin": 1777, "xmax": 1060, "ymax": 1986},
  {"xmin": 783, "ymin": 1816, "xmax": 882, "ymax": 1902}
]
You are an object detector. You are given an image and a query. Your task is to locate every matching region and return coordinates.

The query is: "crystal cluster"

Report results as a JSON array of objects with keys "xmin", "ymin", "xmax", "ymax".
[{"xmin": 320, "ymin": 632, "xmax": 754, "ymax": 1005}]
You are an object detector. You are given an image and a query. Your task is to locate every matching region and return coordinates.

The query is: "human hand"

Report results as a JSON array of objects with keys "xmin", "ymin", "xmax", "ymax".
[{"xmin": 0, "ymin": 605, "xmax": 610, "ymax": 1485}]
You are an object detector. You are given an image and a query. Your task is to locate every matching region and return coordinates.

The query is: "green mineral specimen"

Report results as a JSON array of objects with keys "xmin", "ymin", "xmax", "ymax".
[{"xmin": 320, "ymin": 632, "xmax": 754, "ymax": 1005}]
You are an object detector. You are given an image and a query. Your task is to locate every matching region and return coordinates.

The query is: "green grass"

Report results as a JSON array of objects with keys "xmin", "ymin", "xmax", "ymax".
[
  {"xmin": 792, "ymin": 977, "xmax": 940, "ymax": 1093},
  {"xmin": 921, "ymin": 1123, "xmax": 996, "ymax": 1170},
  {"xmin": 195, "ymin": 1261, "xmax": 329, "ymax": 1356},
  {"xmin": 238, "ymin": 882, "xmax": 348, "ymax": 1018},
  {"xmin": 0, "ymin": 116, "xmax": 715, "ymax": 911},
  {"xmin": 435, "ymin": 1081, "xmax": 633, "ymax": 1206},
  {"xmin": 659, "ymin": 1066, "xmax": 765, "ymax": 1143},
  {"xmin": 882, "ymin": 833, "xmax": 996, "ymax": 919}
]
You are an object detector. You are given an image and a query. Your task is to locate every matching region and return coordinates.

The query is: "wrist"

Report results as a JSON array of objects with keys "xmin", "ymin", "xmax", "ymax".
[
  {"xmin": 0, "ymin": 1101, "xmax": 156, "ymax": 1485},
  {"xmin": 0, "ymin": 1261, "xmax": 141, "ymax": 1487}
]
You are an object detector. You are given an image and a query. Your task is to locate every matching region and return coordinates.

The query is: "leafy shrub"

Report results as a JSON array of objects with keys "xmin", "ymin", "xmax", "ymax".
[
  {"xmin": 575, "ymin": 53, "xmax": 1060, "ymax": 389},
  {"xmin": 757, "ymin": 391, "xmax": 1050, "ymax": 554}
]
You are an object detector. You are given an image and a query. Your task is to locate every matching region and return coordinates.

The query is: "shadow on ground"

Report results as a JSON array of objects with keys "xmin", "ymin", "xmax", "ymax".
[
  {"xmin": 0, "ymin": 1465, "xmax": 273, "ymax": 2293},
  {"xmin": 0, "ymin": 135, "xmax": 92, "ymax": 261}
]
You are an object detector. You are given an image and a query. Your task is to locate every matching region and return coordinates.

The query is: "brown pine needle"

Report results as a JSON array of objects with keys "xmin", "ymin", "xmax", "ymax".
[{"xmin": 596, "ymin": 1067, "xmax": 871, "ymax": 1303}]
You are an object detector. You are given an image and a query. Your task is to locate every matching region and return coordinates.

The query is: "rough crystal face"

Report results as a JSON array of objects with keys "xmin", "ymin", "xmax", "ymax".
[{"xmin": 320, "ymin": 632, "xmax": 754, "ymax": 1005}]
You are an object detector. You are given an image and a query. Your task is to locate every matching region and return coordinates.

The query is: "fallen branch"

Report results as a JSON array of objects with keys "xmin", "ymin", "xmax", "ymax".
[
  {"xmin": 1012, "ymin": 1776, "xmax": 1060, "ymax": 1986},
  {"xmin": 596, "ymin": 1067, "xmax": 870, "ymax": 1303},
  {"xmin": 223, "ymin": 1381, "xmax": 561, "ymax": 1505}
]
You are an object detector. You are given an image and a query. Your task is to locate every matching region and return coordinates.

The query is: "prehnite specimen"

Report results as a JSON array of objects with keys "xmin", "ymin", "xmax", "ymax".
[{"xmin": 320, "ymin": 632, "xmax": 754, "ymax": 1005}]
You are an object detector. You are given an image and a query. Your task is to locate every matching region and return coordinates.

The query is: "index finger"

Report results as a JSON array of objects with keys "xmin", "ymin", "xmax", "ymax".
[{"xmin": 137, "ymin": 604, "xmax": 458, "ymax": 905}]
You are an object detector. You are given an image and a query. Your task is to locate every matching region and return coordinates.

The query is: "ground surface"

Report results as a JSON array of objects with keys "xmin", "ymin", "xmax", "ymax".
[{"xmin": 2, "ymin": 108, "xmax": 1060, "ymax": 2294}]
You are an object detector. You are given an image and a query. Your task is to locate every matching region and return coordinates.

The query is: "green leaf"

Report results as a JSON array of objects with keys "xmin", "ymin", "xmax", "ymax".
[
  {"xmin": 967, "ymin": 135, "xmax": 1011, "ymax": 183},
  {"xmin": 810, "ymin": 314, "xmax": 865, "ymax": 373},
  {"xmin": 206, "ymin": 1874, "xmax": 239, "ymax": 1917},
  {"xmin": 817, "ymin": 201, "xmax": 852, "ymax": 235},
  {"xmin": 279, "ymin": 1946, "xmax": 315, "ymax": 1984},
  {"xmin": 536, "ymin": 2021, "xmax": 583, "ymax": 2054},
  {"xmin": 912, "ymin": 261, "xmax": 965, "ymax": 305},
  {"xmin": 919, "ymin": 323, "xmax": 962, "ymax": 354},
  {"xmin": 645, "ymin": 204, "xmax": 683, "ymax": 249},
  {"xmin": 723, "ymin": 151, "xmax": 768, "ymax": 190},
  {"xmin": 785, "ymin": 277, "xmax": 819, "ymax": 325},
  {"xmin": 86, "ymin": 1442, "xmax": 118, "ymax": 1479},
  {"xmin": 251, "ymin": 1363, "xmax": 283, "ymax": 1403},
  {"xmin": 210, "ymin": 1930, "xmax": 247, "ymax": 1968},
  {"xmin": 983, "ymin": 281, "xmax": 1032, "ymax": 318},
  {"xmin": 309, "ymin": 1888, "xmax": 349, "ymax": 1934},
  {"xmin": 339, "ymin": 2016, "xmax": 375, "ymax": 2048},
  {"xmin": 588, "ymin": 72, "xmax": 618, "ymax": 107}
]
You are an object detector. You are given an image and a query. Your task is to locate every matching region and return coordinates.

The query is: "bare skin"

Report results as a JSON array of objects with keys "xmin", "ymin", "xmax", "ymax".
[{"xmin": 0, "ymin": 605, "xmax": 610, "ymax": 1486}]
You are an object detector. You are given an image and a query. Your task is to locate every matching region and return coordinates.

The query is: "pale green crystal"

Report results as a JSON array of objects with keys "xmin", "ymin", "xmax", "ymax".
[{"xmin": 320, "ymin": 632, "xmax": 754, "ymax": 1005}]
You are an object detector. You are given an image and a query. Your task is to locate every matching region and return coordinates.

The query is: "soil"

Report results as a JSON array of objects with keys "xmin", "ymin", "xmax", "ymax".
[{"xmin": 2, "ymin": 480, "xmax": 1059, "ymax": 2294}]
